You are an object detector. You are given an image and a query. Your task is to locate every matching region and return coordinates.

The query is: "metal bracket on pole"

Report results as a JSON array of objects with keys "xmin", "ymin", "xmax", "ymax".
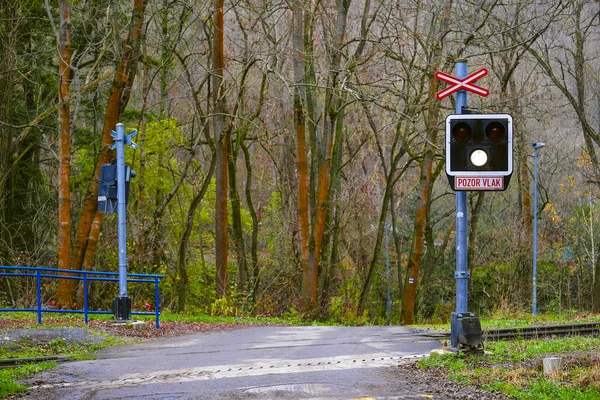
[{"xmin": 454, "ymin": 271, "xmax": 471, "ymax": 279}]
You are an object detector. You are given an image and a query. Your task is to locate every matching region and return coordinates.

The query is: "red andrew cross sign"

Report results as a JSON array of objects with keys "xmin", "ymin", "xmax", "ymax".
[{"xmin": 435, "ymin": 68, "xmax": 490, "ymax": 100}]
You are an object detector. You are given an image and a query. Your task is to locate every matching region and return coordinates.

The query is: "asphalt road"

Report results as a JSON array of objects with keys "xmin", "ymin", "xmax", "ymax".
[{"xmin": 22, "ymin": 326, "xmax": 442, "ymax": 400}]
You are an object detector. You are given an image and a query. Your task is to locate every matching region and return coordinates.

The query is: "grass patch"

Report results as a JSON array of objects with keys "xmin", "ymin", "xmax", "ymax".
[
  {"xmin": 0, "ymin": 318, "xmax": 127, "ymax": 399},
  {"xmin": 411, "ymin": 310, "xmax": 599, "ymax": 332},
  {"xmin": 419, "ymin": 336, "xmax": 600, "ymax": 399},
  {"xmin": 0, "ymin": 336, "xmax": 124, "ymax": 361},
  {"xmin": 149, "ymin": 312, "xmax": 293, "ymax": 325},
  {"xmin": 0, "ymin": 362, "xmax": 55, "ymax": 398},
  {"xmin": 1, "ymin": 310, "xmax": 307, "ymax": 327}
]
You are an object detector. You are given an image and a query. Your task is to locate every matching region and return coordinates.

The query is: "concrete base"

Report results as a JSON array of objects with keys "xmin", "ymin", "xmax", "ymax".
[
  {"xmin": 431, "ymin": 348, "xmax": 454, "ymax": 356},
  {"xmin": 130, "ymin": 321, "xmax": 147, "ymax": 330},
  {"xmin": 543, "ymin": 357, "xmax": 563, "ymax": 376},
  {"xmin": 111, "ymin": 320, "xmax": 147, "ymax": 330},
  {"xmin": 440, "ymin": 345, "xmax": 485, "ymax": 354}
]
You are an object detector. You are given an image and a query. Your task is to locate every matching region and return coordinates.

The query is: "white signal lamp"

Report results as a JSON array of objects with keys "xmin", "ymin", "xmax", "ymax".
[{"xmin": 470, "ymin": 149, "xmax": 488, "ymax": 167}]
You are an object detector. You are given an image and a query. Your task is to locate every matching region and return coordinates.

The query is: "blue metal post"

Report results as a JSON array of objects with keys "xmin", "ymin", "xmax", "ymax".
[
  {"xmin": 111, "ymin": 122, "xmax": 136, "ymax": 321},
  {"xmin": 116, "ymin": 123, "xmax": 128, "ymax": 298},
  {"xmin": 455, "ymin": 60, "xmax": 469, "ymax": 315},
  {"xmin": 36, "ymin": 269, "xmax": 42, "ymax": 325},
  {"xmin": 83, "ymin": 272, "xmax": 89, "ymax": 324},
  {"xmin": 155, "ymin": 276, "xmax": 160, "ymax": 329}
]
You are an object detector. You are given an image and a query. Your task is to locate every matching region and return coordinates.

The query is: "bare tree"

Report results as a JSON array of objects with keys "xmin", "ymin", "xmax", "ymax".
[
  {"xmin": 56, "ymin": 0, "xmax": 73, "ymax": 306},
  {"xmin": 67, "ymin": 0, "xmax": 146, "ymax": 304},
  {"xmin": 525, "ymin": 0, "xmax": 599, "ymax": 310},
  {"xmin": 213, "ymin": 0, "xmax": 229, "ymax": 298},
  {"xmin": 0, "ymin": 1, "xmax": 19, "ymax": 263}
]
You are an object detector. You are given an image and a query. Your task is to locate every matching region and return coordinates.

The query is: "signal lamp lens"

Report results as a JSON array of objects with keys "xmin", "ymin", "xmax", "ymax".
[
  {"xmin": 486, "ymin": 121, "xmax": 505, "ymax": 141},
  {"xmin": 452, "ymin": 122, "xmax": 472, "ymax": 142},
  {"xmin": 470, "ymin": 149, "xmax": 488, "ymax": 167}
]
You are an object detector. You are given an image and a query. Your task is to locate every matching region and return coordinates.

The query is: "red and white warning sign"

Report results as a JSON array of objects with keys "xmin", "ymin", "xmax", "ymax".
[
  {"xmin": 454, "ymin": 176, "xmax": 504, "ymax": 191},
  {"xmin": 435, "ymin": 68, "xmax": 490, "ymax": 100}
]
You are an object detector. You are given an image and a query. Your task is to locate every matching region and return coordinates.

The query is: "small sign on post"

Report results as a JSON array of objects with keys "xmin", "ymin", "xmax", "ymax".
[
  {"xmin": 454, "ymin": 176, "xmax": 504, "ymax": 191},
  {"xmin": 435, "ymin": 68, "xmax": 490, "ymax": 100}
]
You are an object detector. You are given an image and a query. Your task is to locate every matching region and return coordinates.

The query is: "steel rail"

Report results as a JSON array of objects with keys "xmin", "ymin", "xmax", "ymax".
[
  {"xmin": 417, "ymin": 322, "xmax": 600, "ymax": 341},
  {"xmin": 483, "ymin": 322, "xmax": 600, "ymax": 341},
  {"xmin": 0, "ymin": 355, "xmax": 78, "ymax": 369}
]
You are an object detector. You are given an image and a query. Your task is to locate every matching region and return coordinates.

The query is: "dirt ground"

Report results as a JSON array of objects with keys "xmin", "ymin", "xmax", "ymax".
[{"xmin": 394, "ymin": 362, "xmax": 511, "ymax": 400}]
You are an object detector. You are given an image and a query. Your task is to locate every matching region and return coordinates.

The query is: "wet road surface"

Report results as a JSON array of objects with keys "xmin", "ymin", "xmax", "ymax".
[{"xmin": 22, "ymin": 325, "xmax": 442, "ymax": 399}]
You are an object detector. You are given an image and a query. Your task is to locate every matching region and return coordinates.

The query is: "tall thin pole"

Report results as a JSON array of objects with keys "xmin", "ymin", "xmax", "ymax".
[
  {"xmin": 455, "ymin": 59, "xmax": 469, "ymax": 315},
  {"xmin": 386, "ymin": 223, "xmax": 391, "ymax": 324},
  {"xmin": 116, "ymin": 123, "xmax": 128, "ymax": 298},
  {"xmin": 532, "ymin": 146, "xmax": 539, "ymax": 316},
  {"xmin": 590, "ymin": 194, "xmax": 595, "ymax": 266},
  {"xmin": 110, "ymin": 123, "xmax": 136, "ymax": 321}
]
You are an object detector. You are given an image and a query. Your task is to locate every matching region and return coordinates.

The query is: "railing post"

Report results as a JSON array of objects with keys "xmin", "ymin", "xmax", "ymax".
[
  {"xmin": 83, "ymin": 272, "xmax": 89, "ymax": 325},
  {"xmin": 36, "ymin": 268, "xmax": 42, "ymax": 325},
  {"xmin": 155, "ymin": 276, "xmax": 160, "ymax": 329}
]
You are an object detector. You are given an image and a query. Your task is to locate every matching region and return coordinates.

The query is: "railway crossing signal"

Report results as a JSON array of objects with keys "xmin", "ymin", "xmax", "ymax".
[
  {"xmin": 445, "ymin": 113, "xmax": 513, "ymax": 191},
  {"xmin": 435, "ymin": 60, "xmax": 501, "ymax": 352},
  {"xmin": 98, "ymin": 123, "xmax": 138, "ymax": 322}
]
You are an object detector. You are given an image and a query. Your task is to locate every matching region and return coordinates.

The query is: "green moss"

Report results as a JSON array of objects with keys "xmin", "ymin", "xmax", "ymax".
[{"xmin": 0, "ymin": 362, "xmax": 55, "ymax": 398}]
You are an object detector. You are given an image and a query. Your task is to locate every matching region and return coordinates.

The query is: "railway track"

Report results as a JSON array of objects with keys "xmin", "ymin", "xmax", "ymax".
[
  {"xmin": 483, "ymin": 321, "xmax": 600, "ymax": 341},
  {"xmin": 2, "ymin": 322, "xmax": 599, "ymax": 369},
  {"xmin": 0, "ymin": 354, "xmax": 77, "ymax": 369},
  {"xmin": 419, "ymin": 321, "xmax": 600, "ymax": 341}
]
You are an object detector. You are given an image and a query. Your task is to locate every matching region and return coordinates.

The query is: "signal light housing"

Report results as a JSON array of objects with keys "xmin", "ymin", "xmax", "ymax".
[
  {"xmin": 98, "ymin": 161, "xmax": 135, "ymax": 213},
  {"xmin": 445, "ymin": 114, "xmax": 513, "ymax": 191}
]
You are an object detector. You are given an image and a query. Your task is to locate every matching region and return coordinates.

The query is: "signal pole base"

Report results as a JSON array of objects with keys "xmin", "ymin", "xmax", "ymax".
[
  {"xmin": 449, "ymin": 312, "xmax": 484, "ymax": 353},
  {"xmin": 112, "ymin": 295, "xmax": 131, "ymax": 321}
]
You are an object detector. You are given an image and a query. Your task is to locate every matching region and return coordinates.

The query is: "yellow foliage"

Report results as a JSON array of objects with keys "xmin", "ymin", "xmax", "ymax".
[
  {"xmin": 544, "ymin": 201, "xmax": 561, "ymax": 224},
  {"xmin": 578, "ymin": 150, "xmax": 591, "ymax": 168}
]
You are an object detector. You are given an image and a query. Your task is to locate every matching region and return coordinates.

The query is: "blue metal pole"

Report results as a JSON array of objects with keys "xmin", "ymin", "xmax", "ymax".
[
  {"xmin": 36, "ymin": 269, "xmax": 42, "ymax": 325},
  {"xmin": 83, "ymin": 272, "xmax": 89, "ymax": 324},
  {"xmin": 533, "ymin": 146, "xmax": 539, "ymax": 316},
  {"xmin": 116, "ymin": 123, "xmax": 128, "ymax": 298},
  {"xmin": 155, "ymin": 276, "xmax": 160, "ymax": 329},
  {"xmin": 455, "ymin": 60, "xmax": 469, "ymax": 315}
]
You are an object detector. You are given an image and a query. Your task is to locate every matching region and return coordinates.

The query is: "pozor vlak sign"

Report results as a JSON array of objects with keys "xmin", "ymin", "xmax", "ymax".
[{"xmin": 445, "ymin": 113, "xmax": 513, "ymax": 191}]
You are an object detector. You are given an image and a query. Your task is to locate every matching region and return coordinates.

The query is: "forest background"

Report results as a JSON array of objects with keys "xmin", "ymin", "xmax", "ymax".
[{"xmin": 0, "ymin": 0, "xmax": 598, "ymax": 325}]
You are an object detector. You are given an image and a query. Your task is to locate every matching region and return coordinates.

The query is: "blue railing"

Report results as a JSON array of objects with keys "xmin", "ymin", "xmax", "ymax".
[{"xmin": 0, "ymin": 266, "xmax": 162, "ymax": 328}]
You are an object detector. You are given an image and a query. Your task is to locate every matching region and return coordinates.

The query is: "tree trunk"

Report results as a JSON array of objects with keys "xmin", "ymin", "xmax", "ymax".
[
  {"xmin": 56, "ymin": 0, "xmax": 73, "ymax": 307},
  {"xmin": 213, "ymin": 0, "xmax": 228, "ymax": 298},
  {"xmin": 70, "ymin": 0, "xmax": 146, "ymax": 304},
  {"xmin": 358, "ymin": 101, "xmax": 409, "ymax": 315},
  {"xmin": 0, "ymin": 1, "xmax": 17, "ymax": 264},
  {"xmin": 177, "ymin": 155, "xmax": 216, "ymax": 312},
  {"xmin": 302, "ymin": 0, "xmax": 352, "ymax": 313},
  {"xmin": 400, "ymin": 0, "xmax": 452, "ymax": 325},
  {"xmin": 228, "ymin": 140, "xmax": 248, "ymax": 292},
  {"xmin": 241, "ymin": 143, "xmax": 260, "ymax": 304},
  {"xmin": 292, "ymin": 0, "xmax": 311, "ymax": 308}
]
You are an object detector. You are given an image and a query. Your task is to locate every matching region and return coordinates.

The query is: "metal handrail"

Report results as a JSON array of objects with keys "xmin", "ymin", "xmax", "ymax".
[{"xmin": 0, "ymin": 266, "xmax": 162, "ymax": 328}]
